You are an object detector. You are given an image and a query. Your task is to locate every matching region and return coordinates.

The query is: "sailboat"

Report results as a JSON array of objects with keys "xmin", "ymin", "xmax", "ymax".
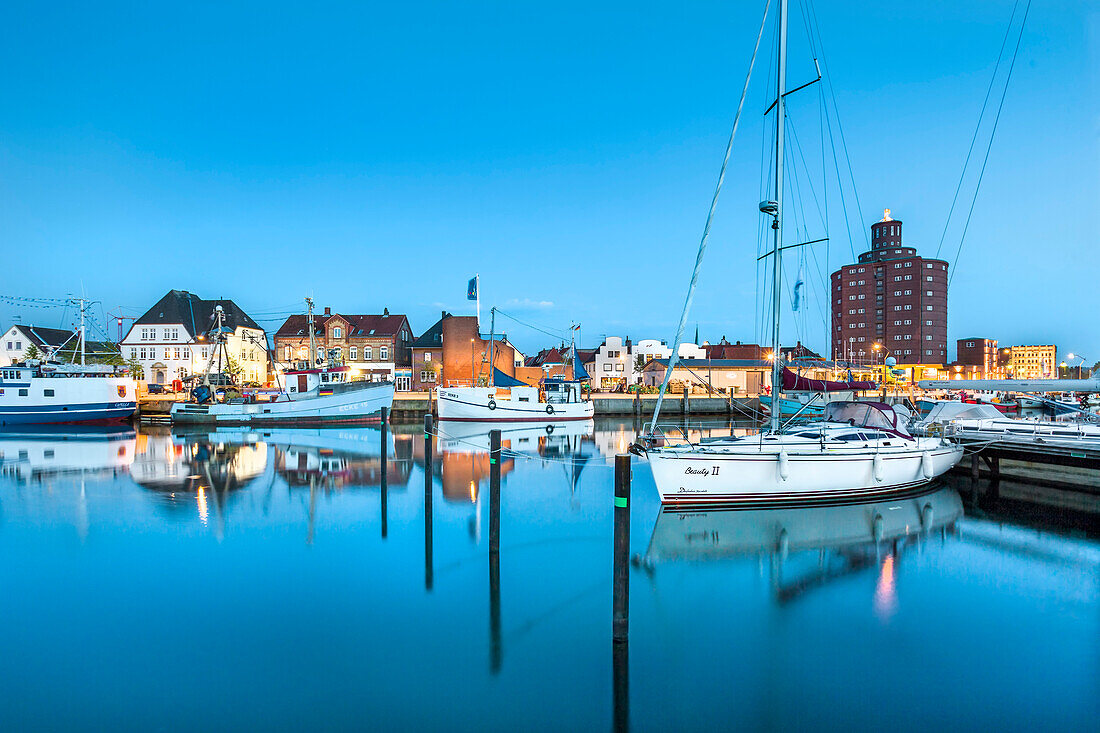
[{"xmin": 637, "ymin": 0, "xmax": 963, "ymax": 504}]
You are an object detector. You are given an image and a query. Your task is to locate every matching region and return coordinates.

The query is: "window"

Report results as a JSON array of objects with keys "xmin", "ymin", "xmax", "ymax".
[
  {"xmin": 18, "ymin": 388, "xmax": 28, "ymax": 396},
  {"xmin": 174, "ymin": 348, "xmax": 182, "ymax": 360},
  {"xmin": 858, "ymin": 308, "xmax": 864, "ymax": 314},
  {"xmin": 333, "ymin": 327, "xmax": 343, "ymax": 339},
  {"xmin": 424, "ymin": 352, "xmax": 432, "ymax": 362},
  {"xmin": 43, "ymin": 389, "xmax": 55, "ymax": 397},
  {"xmin": 926, "ymin": 305, "xmax": 933, "ymax": 311},
  {"xmin": 333, "ymin": 347, "xmax": 342, "ymax": 360},
  {"xmin": 284, "ymin": 346, "xmax": 292, "ymax": 361},
  {"xmin": 848, "ymin": 309, "xmax": 855, "ymax": 315},
  {"xmin": 905, "ymin": 290, "xmax": 912, "ymax": 295},
  {"xmin": 183, "ymin": 348, "xmax": 190, "ymax": 359},
  {"xmin": 848, "ymin": 281, "xmax": 856, "ymax": 286},
  {"xmin": 4, "ymin": 342, "xmax": 9, "ymax": 349},
  {"xmin": 858, "ymin": 294, "xmax": 865, "ymax": 300},
  {"xmin": 925, "ymin": 320, "xmax": 933, "ymax": 326},
  {"xmin": 349, "ymin": 346, "xmax": 358, "ymax": 360},
  {"xmin": 317, "ymin": 348, "xmax": 324, "ymax": 362},
  {"xmin": 894, "ymin": 276, "xmax": 902, "ymax": 281},
  {"xmin": 364, "ymin": 346, "xmax": 372, "ymax": 361},
  {"xmin": 904, "ymin": 305, "xmax": 912, "ymax": 310},
  {"xmin": 130, "ymin": 348, "xmax": 137, "ymax": 360},
  {"xmin": 139, "ymin": 348, "xmax": 147, "ymax": 360},
  {"xmin": 926, "ymin": 335, "xmax": 933, "ymax": 340},
  {"xmin": 615, "ymin": 364, "xmax": 624, "ymax": 372},
  {"xmin": 893, "ymin": 291, "xmax": 901, "ymax": 296},
  {"xmin": 420, "ymin": 370, "xmax": 436, "ymax": 382},
  {"xmin": 380, "ymin": 346, "xmax": 388, "ymax": 360},
  {"xmin": 926, "ymin": 290, "xmax": 933, "ymax": 296},
  {"xmin": 298, "ymin": 346, "xmax": 307, "ymax": 359},
  {"xmin": 926, "ymin": 263, "xmax": 933, "ymax": 269},
  {"xmin": 926, "ymin": 276, "xmax": 933, "ymax": 282},
  {"xmin": 904, "ymin": 275, "xmax": 912, "ymax": 280},
  {"xmin": 904, "ymin": 262, "xmax": 911, "ymax": 267},
  {"xmin": 603, "ymin": 364, "xmax": 612, "ymax": 372}
]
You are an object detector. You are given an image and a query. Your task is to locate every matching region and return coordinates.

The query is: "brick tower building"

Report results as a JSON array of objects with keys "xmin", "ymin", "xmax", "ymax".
[{"xmin": 830, "ymin": 209, "xmax": 949, "ymax": 365}]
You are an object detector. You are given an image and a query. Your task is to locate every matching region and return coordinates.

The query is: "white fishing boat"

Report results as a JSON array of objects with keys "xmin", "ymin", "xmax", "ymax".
[
  {"xmin": 436, "ymin": 307, "xmax": 593, "ymax": 422},
  {"xmin": 638, "ymin": 0, "xmax": 962, "ymax": 504},
  {"xmin": 171, "ymin": 298, "xmax": 393, "ymax": 426}
]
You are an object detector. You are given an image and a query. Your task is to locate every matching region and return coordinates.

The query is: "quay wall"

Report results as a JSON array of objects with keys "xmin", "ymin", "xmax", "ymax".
[{"xmin": 391, "ymin": 391, "xmax": 759, "ymax": 419}]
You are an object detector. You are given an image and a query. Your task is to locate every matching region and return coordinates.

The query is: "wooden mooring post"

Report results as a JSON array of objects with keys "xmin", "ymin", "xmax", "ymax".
[
  {"xmin": 489, "ymin": 429, "xmax": 502, "ymax": 672},
  {"xmin": 424, "ymin": 413, "xmax": 434, "ymax": 591},
  {"xmin": 613, "ymin": 454, "xmax": 630, "ymax": 642},
  {"xmin": 380, "ymin": 407, "xmax": 388, "ymax": 539},
  {"xmin": 612, "ymin": 453, "xmax": 631, "ymax": 733}
]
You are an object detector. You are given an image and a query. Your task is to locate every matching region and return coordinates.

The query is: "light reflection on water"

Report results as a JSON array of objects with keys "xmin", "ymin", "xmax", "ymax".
[{"xmin": 0, "ymin": 419, "xmax": 1096, "ymax": 731}]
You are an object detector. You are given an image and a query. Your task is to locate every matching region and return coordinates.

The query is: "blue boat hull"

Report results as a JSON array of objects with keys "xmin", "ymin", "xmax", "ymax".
[{"xmin": 0, "ymin": 402, "xmax": 137, "ymax": 427}]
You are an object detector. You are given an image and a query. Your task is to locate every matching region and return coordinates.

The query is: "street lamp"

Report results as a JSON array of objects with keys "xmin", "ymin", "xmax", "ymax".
[
  {"xmin": 1067, "ymin": 353, "xmax": 1087, "ymax": 379},
  {"xmin": 873, "ymin": 343, "xmax": 895, "ymax": 402}
]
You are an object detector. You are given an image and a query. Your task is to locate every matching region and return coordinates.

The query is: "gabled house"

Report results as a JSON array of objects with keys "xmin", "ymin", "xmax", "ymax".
[
  {"xmin": 1, "ymin": 324, "xmax": 118, "ymax": 366},
  {"xmin": 273, "ymin": 307, "xmax": 414, "ymax": 388},
  {"xmin": 120, "ymin": 290, "xmax": 267, "ymax": 385}
]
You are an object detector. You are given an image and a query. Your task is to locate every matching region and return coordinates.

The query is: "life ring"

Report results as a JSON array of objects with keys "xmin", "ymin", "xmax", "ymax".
[
  {"xmin": 546, "ymin": 403, "xmax": 555, "ymax": 415},
  {"xmin": 488, "ymin": 398, "xmax": 497, "ymax": 411},
  {"xmin": 545, "ymin": 424, "xmax": 555, "ymax": 434}
]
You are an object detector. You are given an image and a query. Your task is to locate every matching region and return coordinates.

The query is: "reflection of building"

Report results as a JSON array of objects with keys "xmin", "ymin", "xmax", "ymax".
[
  {"xmin": 121, "ymin": 290, "xmax": 267, "ymax": 385},
  {"xmin": 831, "ymin": 210, "xmax": 949, "ymax": 365},
  {"xmin": 275, "ymin": 433, "xmax": 412, "ymax": 489},
  {"xmin": 1008, "ymin": 344, "xmax": 1057, "ymax": 380}
]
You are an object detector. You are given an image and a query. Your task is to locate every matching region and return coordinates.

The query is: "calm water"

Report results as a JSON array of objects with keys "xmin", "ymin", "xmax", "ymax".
[{"xmin": 0, "ymin": 419, "xmax": 1096, "ymax": 731}]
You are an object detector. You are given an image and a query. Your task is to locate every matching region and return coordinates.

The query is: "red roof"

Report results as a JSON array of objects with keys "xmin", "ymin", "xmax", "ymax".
[{"xmin": 275, "ymin": 313, "xmax": 409, "ymax": 339}]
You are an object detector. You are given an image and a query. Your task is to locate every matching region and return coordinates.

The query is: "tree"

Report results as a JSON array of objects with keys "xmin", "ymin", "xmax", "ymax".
[
  {"xmin": 224, "ymin": 356, "xmax": 243, "ymax": 382},
  {"xmin": 126, "ymin": 357, "xmax": 145, "ymax": 380},
  {"xmin": 23, "ymin": 344, "xmax": 41, "ymax": 362},
  {"xmin": 634, "ymin": 353, "xmax": 647, "ymax": 373}
]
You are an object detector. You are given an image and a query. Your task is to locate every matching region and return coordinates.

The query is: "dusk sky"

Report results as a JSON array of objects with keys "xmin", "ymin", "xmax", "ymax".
[{"xmin": 1, "ymin": 1, "xmax": 1096, "ymax": 362}]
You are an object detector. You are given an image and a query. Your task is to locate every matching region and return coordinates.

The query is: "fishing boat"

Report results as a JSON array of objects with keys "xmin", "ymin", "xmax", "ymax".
[
  {"xmin": 436, "ymin": 308, "xmax": 593, "ymax": 422},
  {"xmin": 171, "ymin": 298, "xmax": 393, "ymax": 426},
  {"xmin": 0, "ymin": 312, "xmax": 137, "ymax": 427},
  {"xmin": 637, "ymin": 0, "xmax": 963, "ymax": 504}
]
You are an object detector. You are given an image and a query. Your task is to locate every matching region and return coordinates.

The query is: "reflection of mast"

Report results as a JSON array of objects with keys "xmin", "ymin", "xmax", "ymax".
[{"xmin": 307, "ymin": 474, "xmax": 317, "ymax": 545}]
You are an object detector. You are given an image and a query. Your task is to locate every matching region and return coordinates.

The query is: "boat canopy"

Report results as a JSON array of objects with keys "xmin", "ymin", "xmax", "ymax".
[
  {"xmin": 573, "ymin": 351, "xmax": 589, "ymax": 381},
  {"xmin": 922, "ymin": 401, "xmax": 1003, "ymax": 423},
  {"xmin": 782, "ymin": 367, "xmax": 875, "ymax": 393},
  {"xmin": 825, "ymin": 401, "xmax": 912, "ymax": 438},
  {"xmin": 493, "ymin": 368, "xmax": 528, "ymax": 388}
]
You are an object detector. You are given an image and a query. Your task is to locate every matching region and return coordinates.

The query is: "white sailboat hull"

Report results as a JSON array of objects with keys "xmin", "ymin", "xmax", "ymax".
[
  {"xmin": 647, "ymin": 437, "xmax": 963, "ymax": 505},
  {"xmin": 171, "ymin": 382, "xmax": 394, "ymax": 426},
  {"xmin": 437, "ymin": 387, "xmax": 593, "ymax": 422}
]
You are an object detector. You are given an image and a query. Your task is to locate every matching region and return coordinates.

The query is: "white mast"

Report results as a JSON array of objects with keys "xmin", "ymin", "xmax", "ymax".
[
  {"xmin": 768, "ymin": 0, "xmax": 788, "ymax": 434},
  {"xmin": 78, "ymin": 297, "xmax": 87, "ymax": 366}
]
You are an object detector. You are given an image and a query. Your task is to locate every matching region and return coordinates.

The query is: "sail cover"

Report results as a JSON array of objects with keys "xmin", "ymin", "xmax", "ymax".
[
  {"xmin": 573, "ymin": 352, "xmax": 590, "ymax": 380},
  {"xmin": 782, "ymin": 367, "xmax": 875, "ymax": 392},
  {"xmin": 493, "ymin": 368, "xmax": 528, "ymax": 387}
]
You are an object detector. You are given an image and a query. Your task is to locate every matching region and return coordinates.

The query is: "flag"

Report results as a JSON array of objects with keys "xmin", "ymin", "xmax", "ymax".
[
  {"xmin": 791, "ymin": 268, "xmax": 804, "ymax": 312},
  {"xmin": 467, "ymin": 277, "xmax": 478, "ymax": 301}
]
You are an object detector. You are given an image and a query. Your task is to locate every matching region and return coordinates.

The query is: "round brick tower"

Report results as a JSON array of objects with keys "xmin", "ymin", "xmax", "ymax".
[{"xmin": 871, "ymin": 208, "xmax": 902, "ymax": 251}]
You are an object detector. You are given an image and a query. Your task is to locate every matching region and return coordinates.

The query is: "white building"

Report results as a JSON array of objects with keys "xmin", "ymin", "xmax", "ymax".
[
  {"xmin": 2, "ymin": 324, "xmax": 118, "ymax": 366},
  {"xmin": 590, "ymin": 336, "xmax": 706, "ymax": 389},
  {"xmin": 120, "ymin": 290, "xmax": 267, "ymax": 385}
]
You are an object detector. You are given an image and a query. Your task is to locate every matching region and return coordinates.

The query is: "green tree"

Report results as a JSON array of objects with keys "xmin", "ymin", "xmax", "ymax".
[
  {"xmin": 634, "ymin": 353, "xmax": 646, "ymax": 372},
  {"xmin": 126, "ymin": 357, "xmax": 145, "ymax": 380},
  {"xmin": 23, "ymin": 344, "xmax": 41, "ymax": 362},
  {"xmin": 224, "ymin": 356, "xmax": 243, "ymax": 382}
]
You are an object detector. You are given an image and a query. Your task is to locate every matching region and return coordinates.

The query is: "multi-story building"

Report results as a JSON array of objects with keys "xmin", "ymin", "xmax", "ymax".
[
  {"xmin": 831, "ymin": 209, "xmax": 949, "ymax": 365},
  {"xmin": 955, "ymin": 338, "xmax": 1009, "ymax": 379},
  {"xmin": 409, "ymin": 312, "xmax": 524, "ymax": 391},
  {"xmin": 273, "ymin": 307, "xmax": 414, "ymax": 389},
  {"xmin": 1008, "ymin": 344, "xmax": 1057, "ymax": 380},
  {"xmin": 1, "ymin": 324, "xmax": 117, "ymax": 366},
  {"xmin": 589, "ymin": 336, "xmax": 706, "ymax": 389},
  {"xmin": 121, "ymin": 290, "xmax": 266, "ymax": 385}
]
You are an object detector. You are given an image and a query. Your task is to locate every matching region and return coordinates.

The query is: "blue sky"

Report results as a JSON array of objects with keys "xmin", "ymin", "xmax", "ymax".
[{"xmin": 1, "ymin": 1, "xmax": 1096, "ymax": 362}]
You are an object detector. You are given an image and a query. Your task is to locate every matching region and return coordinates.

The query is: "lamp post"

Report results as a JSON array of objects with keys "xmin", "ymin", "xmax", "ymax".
[
  {"xmin": 872, "ymin": 343, "xmax": 895, "ymax": 402},
  {"xmin": 1067, "ymin": 353, "xmax": 1087, "ymax": 379}
]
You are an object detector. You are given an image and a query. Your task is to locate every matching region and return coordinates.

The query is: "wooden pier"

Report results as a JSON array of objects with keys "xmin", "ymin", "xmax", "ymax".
[{"xmin": 955, "ymin": 441, "xmax": 1100, "ymax": 491}]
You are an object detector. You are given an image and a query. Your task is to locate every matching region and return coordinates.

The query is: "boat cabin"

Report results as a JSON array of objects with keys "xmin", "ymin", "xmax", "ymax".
[
  {"xmin": 543, "ymin": 377, "xmax": 585, "ymax": 404},
  {"xmin": 284, "ymin": 364, "xmax": 350, "ymax": 395}
]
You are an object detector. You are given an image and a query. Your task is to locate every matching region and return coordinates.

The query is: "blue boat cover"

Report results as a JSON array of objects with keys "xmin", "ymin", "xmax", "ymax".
[
  {"xmin": 493, "ymin": 368, "xmax": 528, "ymax": 387},
  {"xmin": 573, "ymin": 351, "xmax": 589, "ymax": 380}
]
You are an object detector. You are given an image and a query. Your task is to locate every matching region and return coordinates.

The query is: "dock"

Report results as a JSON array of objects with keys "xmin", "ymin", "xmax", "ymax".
[
  {"xmin": 955, "ymin": 442, "xmax": 1100, "ymax": 491},
  {"xmin": 391, "ymin": 390, "xmax": 761, "ymax": 420}
]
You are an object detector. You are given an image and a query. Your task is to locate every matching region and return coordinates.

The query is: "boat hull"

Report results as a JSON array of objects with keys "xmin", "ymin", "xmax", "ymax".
[
  {"xmin": 0, "ymin": 377, "xmax": 137, "ymax": 427},
  {"xmin": 437, "ymin": 387, "xmax": 594, "ymax": 422},
  {"xmin": 170, "ymin": 382, "xmax": 394, "ymax": 426},
  {"xmin": 647, "ymin": 441, "xmax": 963, "ymax": 505}
]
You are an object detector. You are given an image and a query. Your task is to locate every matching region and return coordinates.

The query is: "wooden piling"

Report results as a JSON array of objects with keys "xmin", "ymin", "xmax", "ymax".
[
  {"xmin": 612, "ymin": 632, "xmax": 629, "ymax": 733},
  {"xmin": 681, "ymin": 386, "xmax": 689, "ymax": 416},
  {"xmin": 424, "ymin": 413, "xmax": 434, "ymax": 591},
  {"xmin": 488, "ymin": 428, "xmax": 503, "ymax": 672},
  {"xmin": 971, "ymin": 454, "xmax": 980, "ymax": 482},
  {"xmin": 380, "ymin": 407, "xmax": 388, "ymax": 539},
  {"xmin": 613, "ymin": 454, "xmax": 630, "ymax": 642}
]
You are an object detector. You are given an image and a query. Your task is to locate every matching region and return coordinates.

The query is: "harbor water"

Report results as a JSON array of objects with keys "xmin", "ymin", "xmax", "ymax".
[{"xmin": 0, "ymin": 419, "xmax": 1096, "ymax": 731}]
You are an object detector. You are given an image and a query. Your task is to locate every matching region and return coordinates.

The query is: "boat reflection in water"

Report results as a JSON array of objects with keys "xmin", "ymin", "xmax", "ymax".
[
  {"xmin": 433, "ymin": 420, "xmax": 595, "ymax": 502},
  {"xmin": 0, "ymin": 426, "xmax": 136, "ymax": 482},
  {"xmin": 641, "ymin": 486, "xmax": 964, "ymax": 604}
]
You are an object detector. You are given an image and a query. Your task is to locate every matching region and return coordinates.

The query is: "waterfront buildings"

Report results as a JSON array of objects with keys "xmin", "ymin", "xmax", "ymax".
[
  {"xmin": 1, "ymin": 324, "xmax": 117, "ymax": 366},
  {"xmin": 831, "ymin": 209, "xmax": 949, "ymax": 365},
  {"xmin": 590, "ymin": 336, "xmax": 706, "ymax": 389},
  {"xmin": 640, "ymin": 358, "xmax": 772, "ymax": 395},
  {"xmin": 1008, "ymin": 344, "xmax": 1057, "ymax": 380},
  {"xmin": 121, "ymin": 290, "xmax": 267, "ymax": 385},
  {"xmin": 952, "ymin": 338, "xmax": 1010, "ymax": 380},
  {"xmin": 273, "ymin": 307, "xmax": 414, "ymax": 389}
]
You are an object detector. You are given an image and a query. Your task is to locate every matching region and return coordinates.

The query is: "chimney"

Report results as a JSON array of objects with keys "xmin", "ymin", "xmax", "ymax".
[
  {"xmin": 383, "ymin": 307, "xmax": 389, "ymax": 316},
  {"xmin": 323, "ymin": 307, "xmax": 331, "ymax": 316}
]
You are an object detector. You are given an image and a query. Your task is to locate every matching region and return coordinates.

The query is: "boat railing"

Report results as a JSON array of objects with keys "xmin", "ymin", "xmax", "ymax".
[{"xmin": 644, "ymin": 424, "xmax": 695, "ymax": 449}]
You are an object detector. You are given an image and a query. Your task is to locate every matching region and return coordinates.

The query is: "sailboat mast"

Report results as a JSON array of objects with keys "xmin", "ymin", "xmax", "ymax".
[
  {"xmin": 769, "ymin": 0, "xmax": 788, "ymax": 434},
  {"xmin": 488, "ymin": 307, "xmax": 495, "ymax": 387}
]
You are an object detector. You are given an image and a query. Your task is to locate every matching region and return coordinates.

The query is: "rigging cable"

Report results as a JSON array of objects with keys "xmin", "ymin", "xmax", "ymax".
[
  {"xmin": 935, "ymin": 0, "xmax": 1021, "ymax": 260},
  {"xmin": 948, "ymin": 0, "xmax": 1031, "ymax": 286},
  {"xmin": 649, "ymin": 0, "xmax": 772, "ymax": 434}
]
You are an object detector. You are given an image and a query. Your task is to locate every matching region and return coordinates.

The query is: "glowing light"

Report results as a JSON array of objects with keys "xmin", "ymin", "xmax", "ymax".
[
  {"xmin": 873, "ymin": 554, "xmax": 898, "ymax": 621},
  {"xmin": 469, "ymin": 481, "xmax": 476, "ymax": 501},
  {"xmin": 197, "ymin": 487, "xmax": 209, "ymax": 526},
  {"xmin": 881, "ymin": 208, "xmax": 893, "ymax": 221}
]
